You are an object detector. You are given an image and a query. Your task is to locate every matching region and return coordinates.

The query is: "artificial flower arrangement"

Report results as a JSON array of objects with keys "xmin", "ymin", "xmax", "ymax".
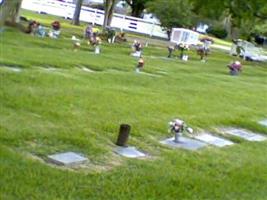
[
  {"xmin": 176, "ymin": 43, "xmax": 189, "ymax": 60},
  {"xmin": 227, "ymin": 60, "xmax": 242, "ymax": 75},
  {"xmin": 169, "ymin": 118, "xmax": 193, "ymax": 142}
]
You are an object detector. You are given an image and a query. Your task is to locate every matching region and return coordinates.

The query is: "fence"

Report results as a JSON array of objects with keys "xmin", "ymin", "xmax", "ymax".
[{"xmin": 21, "ymin": 0, "xmax": 168, "ymax": 39}]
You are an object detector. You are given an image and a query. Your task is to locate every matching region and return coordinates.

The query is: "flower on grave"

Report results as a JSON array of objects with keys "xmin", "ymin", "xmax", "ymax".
[
  {"xmin": 168, "ymin": 119, "xmax": 193, "ymax": 134},
  {"xmin": 51, "ymin": 21, "xmax": 60, "ymax": 31},
  {"xmin": 228, "ymin": 60, "xmax": 242, "ymax": 71},
  {"xmin": 176, "ymin": 43, "xmax": 189, "ymax": 51}
]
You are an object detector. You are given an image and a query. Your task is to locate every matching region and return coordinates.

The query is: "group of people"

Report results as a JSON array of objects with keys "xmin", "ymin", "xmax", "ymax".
[{"xmin": 26, "ymin": 20, "xmax": 61, "ymax": 39}]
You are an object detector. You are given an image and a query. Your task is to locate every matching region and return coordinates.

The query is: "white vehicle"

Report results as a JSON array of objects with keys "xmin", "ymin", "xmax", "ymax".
[{"xmin": 230, "ymin": 40, "xmax": 267, "ymax": 62}]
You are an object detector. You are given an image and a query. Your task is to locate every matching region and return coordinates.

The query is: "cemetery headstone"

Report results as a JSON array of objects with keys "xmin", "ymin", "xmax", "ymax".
[
  {"xmin": 81, "ymin": 67, "xmax": 94, "ymax": 73},
  {"xmin": 258, "ymin": 119, "xmax": 267, "ymax": 127},
  {"xmin": 48, "ymin": 152, "xmax": 88, "ymax": 166},
  {"xmin": 114, "ymin": 146, "xmax": 146, "ymax": 158},
  {"xmin": 194, "ymin": 132, "xmax": 234, "ymax": 147},
  {"xmin": 160, "ymin": 136, "xmax": 207, "ymax": 150},
  {"xmin": 219, "ymin": 127, "xmax": 266, "ymax": 141}
]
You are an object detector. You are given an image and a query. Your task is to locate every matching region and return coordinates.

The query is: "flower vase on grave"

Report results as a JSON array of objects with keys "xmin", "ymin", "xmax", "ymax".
[
  {"xmin": 169, "ymin": 119, "xmax": 193, "ymax": 143},
  {"xmin": 174, "ymin": 132, "xmax": 180, "ymax": 143},
  {"xmin": 95, "ymin": 46, "xmax": 100, "ymax": 54},
  {"xmin": 182, "ymin": 55, "xmax": 188, "ymax": 61}
]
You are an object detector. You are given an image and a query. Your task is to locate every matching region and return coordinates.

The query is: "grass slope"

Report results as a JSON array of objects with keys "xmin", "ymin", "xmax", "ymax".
[{"xmin": 0, "ymin": 11, "xmax": 267, "ymax": 200}]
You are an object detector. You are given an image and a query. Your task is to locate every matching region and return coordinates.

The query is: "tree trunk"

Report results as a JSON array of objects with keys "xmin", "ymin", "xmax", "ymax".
[
  {"xmin": 72, "ymin": 0, "xmax": 83, "ymax": 25},
  {"xmin": 103, "ymin": 0, "xmax": 117, "ymax": 29},
  {"xmin": 0, "ymin": 0, "xmax": 22, "ymax": 26},
  {"xmin": 107, "ymin": 0, "xmax": 116, "ymax": 26}
]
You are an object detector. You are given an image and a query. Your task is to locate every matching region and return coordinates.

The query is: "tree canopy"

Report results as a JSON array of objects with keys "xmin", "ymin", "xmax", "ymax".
[
  {"xmin": 147, "ymin": 0, "xmax": 195, "ymax": 28},
  {"xmin": 147, "ymin": 0, "xmax": 267, "ymax": 38},
  {"xmin": 124, "ymin": 0, "xmax": 152, "ymax": 17}
]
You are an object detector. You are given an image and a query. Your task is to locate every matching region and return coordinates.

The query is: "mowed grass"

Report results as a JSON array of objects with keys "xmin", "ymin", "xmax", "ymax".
[{"xmin": 0, "ymin": 11, "xmax": 267, "ymax": 200}]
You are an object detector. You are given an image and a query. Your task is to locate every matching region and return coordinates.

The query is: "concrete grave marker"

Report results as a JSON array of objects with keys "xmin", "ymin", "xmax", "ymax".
[
  {"xmin": 220, "ymin": 128, "xmax": 266, "ymax": 141},
  {"xmin": 139, "ymin": 72, "xmax": 161, "ymax": 77},
  {"xmin": 48, "ymin": 152, "xmax": 88, "ymax": 166},
  {"xmin": 114, "ymin": 146, "xmax": 146, "ymax": 158},
  {"xmin": 44, "ymin": 67, "xmax": 57, "ymax": 71},
  {"xmin": 194, "ymin": 133, "xmax": 234, "ymax": 147},
  {"xmin": 1, "ymin": 66, "xmax": 22, "ymax": 72},
  {"xmin": 160, "ymin": 136, "xmax": 207, "ymax": 150},
  {"xmin": 258, "ymin": 119, "xmax": 267, "ymax": 127},
  {"xmin": 9, "ymin": 67, "xmax": 22, "ymax": 72},
  {"xmin": 156, "ymin": 71, "xmax": 168, "ymax": 75},
  {"xmin": 81, "ymin": 67, "xmax": 94, "ymax": 73}
]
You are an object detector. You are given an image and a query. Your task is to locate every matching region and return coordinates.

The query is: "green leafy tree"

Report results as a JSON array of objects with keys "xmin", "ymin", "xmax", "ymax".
[
  {"xmin": 147, "ymin": 0, "xmax": 195, "ymax": 29},
  {"xmin": 191, "ymin": 0, "xmax": 267, "ymax": 38},
  {"xmin": 124, "ymin": 0, "xmax": 152, "ymax": 17}
]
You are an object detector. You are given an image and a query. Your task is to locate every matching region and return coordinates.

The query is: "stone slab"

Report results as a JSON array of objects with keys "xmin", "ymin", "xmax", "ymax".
[
  {"xmin": 139, "ymin": 71, "xmax": 161, "ymax": 77},
  {"xmin": 1, "ymin": 66, "xmax": 22, "ymax": 72},
  {"xmin": 220, "ymin": 128, "xmax": 266, "ymax": 141},
  {"xmin": 9, "ymin": 67, "xmax": 22, "ymax": 72},
  {"xmin": 156, "ymin": 71, "xmax": 168, "ymax": 75},
  {"xmin": 114, "ymin": 146, "xmax": 146, "ymax": 158},
  {"xmin": 44, "ymin": 67, "xmax": 57, "ymax": 71},
  {"xmin": 48, "ymin": 152, "xmax": 88, "ymax": 166},
  {"xmin": 258, "ymin": 119, "xmax": 267, "ymax": 127},
  {"xmin": 81, "ymin": 67, "xmax": 94, "ymax": 72},
  {"xmin": 194, "ymin": 133, "xmax": 234, "ymax": 147},
  {"xmin": 160, "ymin": 136, "xmax": 207, "ymax": 150}
]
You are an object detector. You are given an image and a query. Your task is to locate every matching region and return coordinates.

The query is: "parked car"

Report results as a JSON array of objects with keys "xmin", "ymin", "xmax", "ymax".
[{"xmin": 230, "ymin": 39, "xmax": 267, "ymax": 62}]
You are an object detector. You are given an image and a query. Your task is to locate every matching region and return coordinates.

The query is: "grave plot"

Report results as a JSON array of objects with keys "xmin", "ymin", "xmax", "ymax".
[
  {"xmin": 219, "ymin": 127, "xmax": 266, "ymax": 141},
  {"xmin": 139, "ymin": 71, "xmax": 161, "ymax": 77},
  {"xmin": 258, "ymin": 119, "xmax": 267, "ymax": 127},
  {"xmin": 0, "ymin": 66, "xmax": 22, "ymax": 72},
  {"xmin": 114, "ymin": 146, "xmax": 147, "ymax": 158},
  {"xmin": 156, "ymin": 71, "xmax": 168, "ymax": 75},
  {"xmin": 160, "ymin": 136, "xmax": 207, "ymax": 150},
  {"xmin": 81, "ymin": 67, "xmax": 95, "ymax": 73},
  {"xmin": 194, "ymin": 132, "xmax": 234, "ymax": 147},
  {"xmin": 48, "ymin": 152, "xmax": 88, "ymax": 166},
  {"xmin": 41, "ymin": 66, "xmax": 58, "ymax": 71}
]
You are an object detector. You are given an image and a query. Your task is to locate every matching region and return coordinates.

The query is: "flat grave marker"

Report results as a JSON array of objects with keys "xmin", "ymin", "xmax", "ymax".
[
  {"xmin": 139, "ymin": 71, "xmax": 161, "ymax": 77},
  {"xmin": 1, "ymin": 66, "xmax": 22, "ymax": 72},
  {"xmin": 194, "ymin": 132, "xmax": 234, "ymax": 147},
  {"xmin": 219, "ymin": 127, "xmax": 266, "ymax": 141},
  {"xmin": 160, "ymin": 136, "xmax": 207, "ymax": 150},
  {"xmin": 43, "ymin": 67, "xmax": 57, "ymax": 71},
  {"xmin": 114, "ymin": 146, "xmax": 146, "ymax": 158},
  {"xmin": 48, "ymin": 152, "xmax": 88, "ymax": 166},
  {"xmin": 258, "ymin": 119, "xmax": 267, "ymax": 127},
  {"xmin": 81, "ymin": 67, "xmax": 95, "ymax": 73}
]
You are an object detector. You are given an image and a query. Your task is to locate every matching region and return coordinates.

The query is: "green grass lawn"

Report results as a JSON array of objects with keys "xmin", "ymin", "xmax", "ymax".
[{"xmin": 0, "ymin": 11, "xmax": 267, "ymax": 200}]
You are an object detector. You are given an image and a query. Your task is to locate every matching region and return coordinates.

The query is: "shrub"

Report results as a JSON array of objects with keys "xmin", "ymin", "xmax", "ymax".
[{"xmin": 206, "ymin": 27, "xmax": 227, "ymax": 39}]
